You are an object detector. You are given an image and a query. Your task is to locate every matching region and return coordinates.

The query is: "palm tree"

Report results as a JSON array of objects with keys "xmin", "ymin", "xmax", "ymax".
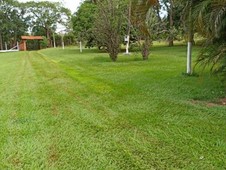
[
  {"xmin": 131, "ymin": 0, "xmax": 158, "ymax": 60},
  {"xmin": 177, "ymin": 0, "xmax": 203, "ymax": 74},
  {"xmin": 178, "ymin": 0, "xmax": 196, "ymax": 74},
  {"xmin": 194, "ymin": 0, "xmax": 226, "ymax": 76},
  {"xmin": 185, "ymin": 0, "xmax": 194, "ymax": 74}
]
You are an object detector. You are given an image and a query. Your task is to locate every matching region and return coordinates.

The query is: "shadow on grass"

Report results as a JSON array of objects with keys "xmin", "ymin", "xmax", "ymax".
[{"xmin": 92, "ymin": 55, "xmax": 144, "ymax": 63}]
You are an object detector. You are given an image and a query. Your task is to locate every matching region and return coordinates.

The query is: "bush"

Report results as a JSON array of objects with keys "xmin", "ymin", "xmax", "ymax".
[{"xmin": 40, "ymin": 36, "xmax": 48, "ymax": 49}]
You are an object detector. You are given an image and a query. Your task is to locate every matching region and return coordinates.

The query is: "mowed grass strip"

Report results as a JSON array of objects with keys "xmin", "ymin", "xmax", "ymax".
[{"xmin": 0, "ymin": 46, "xmax": 225, "ymax": 169}]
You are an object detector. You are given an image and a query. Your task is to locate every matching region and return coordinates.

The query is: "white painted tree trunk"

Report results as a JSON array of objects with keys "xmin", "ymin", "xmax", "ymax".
[
  {"xmin": 0, "ymin": 33, "xmax": 3, "ymax": 50},
  {"xmin": 125, "ymin": 35, "xmax": 130, "ymax": 54},
  {"xmin": 5, "ymin": 42, "xmax": 7, "ymax": 50},
  {"xmin": 187, "ymin": 42, "xmax": 192, "ymax": 74},
  {"xmin": 53, "ymin": 33, "xmax": 56, "ymax": 48},
  {"xmin": 17, "ymin": 42, "xmax": 19, "ymax": 51},
  {"xmin": 186, "ymin": 1, "xmax": 193, "ymax": 75},
  {"xmin": 79, "ymin": 41, "xmax": 82, "ymax": 53},
  {"xmin": 125, "ymin": 0, "xmax": 131, "ymax": 55},
  {"xmin": 61, "ymin": 35, "xmax": 64, "ymax": 50}
]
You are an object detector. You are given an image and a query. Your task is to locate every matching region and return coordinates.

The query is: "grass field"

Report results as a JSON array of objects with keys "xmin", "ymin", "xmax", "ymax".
[{"xmin": 0, "ymin": 46, "xmax": 225, "ymax": 169}]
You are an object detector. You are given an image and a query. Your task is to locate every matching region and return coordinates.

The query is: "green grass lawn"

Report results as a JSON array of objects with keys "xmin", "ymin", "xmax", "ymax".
[{"xmin": 0, "ymin": 46, "xmax": 225, "ymax": 169}]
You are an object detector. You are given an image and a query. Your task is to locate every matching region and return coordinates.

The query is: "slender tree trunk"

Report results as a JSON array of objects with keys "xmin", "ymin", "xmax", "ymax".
[
  {"xmin": 142, "ymin": 36, "xmax": 151, "ymax": 60},
  {"xmin": 46, "ymin": 27, "xmax": 52, "ymax": 47},
  {"xmin": 13, "ymin": 33, "xmax": 18, "ymax": 47},
  {"xmin": 187, "ymin": 1, "xmax": 193, "ymax": 74},
  {"xmin": 53, "ymin": 32, "xmax": 56, "ymax": 48},
  {"xmin": 109, "ymin": 43, "xmax": 119, "ymax": 61},
  {"xmin": 168, "ymin": 0, "xmax": 174, "ymax": 47},
  {"xmin": 5, "ymin": 42, "xmax": 7, "ymax": 50},
  {"xmin": 79, "ymin": 41, "xmax": 82, "ymax": 52},
  {"xmin": 125, "ymin": 0, "xmax": 132, "ymax": 55},
  {"xmin": 0, "ymin": 33, "xmax": 3, "ymax": 50},
  {"xmin": 61, "ymin": 34, "xmax": 65, "ymax": 49},
  {"xmin": 108, "ymin": 34, "xmax": 120, "ymax": 61},
  {"xmin": 109, "ymin": 42, "xmax": 119, "ymax": 62}
]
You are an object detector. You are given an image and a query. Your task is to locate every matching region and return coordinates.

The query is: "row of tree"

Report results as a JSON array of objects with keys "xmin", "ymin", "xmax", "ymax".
[
  {"xmin": 0, "ymin": 0, "xmax": 72, "ymax": 50},
  {"xmin": 0, "ymin": 0, "xmax": 225, "ymax": 77},
  {"xmin": 0, "ymin": 0, "xmax": 28, "ymax": 49},
  {"xmin": 72, "ymin": 0, "xmax": 226, "ymax": 77},
  {"xmin": 72, "ymin": 0, "xmax": 188, "ymax": 61}
]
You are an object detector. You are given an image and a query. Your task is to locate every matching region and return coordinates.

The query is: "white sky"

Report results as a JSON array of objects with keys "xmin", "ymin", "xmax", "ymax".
[{"xmin": 18, "ymin": 0, "xmax": 83, "ymax": 13}]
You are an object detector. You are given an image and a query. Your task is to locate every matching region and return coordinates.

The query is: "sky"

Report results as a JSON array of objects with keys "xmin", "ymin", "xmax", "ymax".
[{"xmin": 18, "ymin": 0, "xmax": 83, "ymax": 14}]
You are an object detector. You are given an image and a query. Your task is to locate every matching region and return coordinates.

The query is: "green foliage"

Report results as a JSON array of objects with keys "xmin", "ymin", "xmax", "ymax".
[
  {"xmin": 93, "ymin": 0, "xmax": 127, "ymax": 61},
  {"xmin": 0, "ymin": 0, "xmax": 29, "ymax": 49},
  {"xmin": 24, "ymin": 1, "xmax": 71, "ymax": 46},
  {"xmin": 72, "ymin": 0, "xmax": 97, "ymax": 48},
  {"xmin": 24, "ymin": 1, "xmax": 71, "ymax": 29},
  {"xmin": 32, "ymin": 26, "xmax": 46, "ymax": 36},
  {"xmin": 40, "ymin": 36, "xmax": 48, "ymax": 49},
  {"xmin": 63, "ymin": 33, "xmax": 76, "ymax": 46},
  {"xmin": 193, "ymin": 0, "xmax": 226, "ymax": 79},
  {"xmin": 25, "ymin": 37, "xmax": 48, "ymax": 50},
  {"xmin": 26, "ymin": 40, "xmax": 39, "ymax": 50},
  {"xmin": 157, "ymin": 0, "xmax": 185, "ymax": 42},
  {"xmin": 131, "ymin": 0, "xmax": 158, "ymax": 59}
]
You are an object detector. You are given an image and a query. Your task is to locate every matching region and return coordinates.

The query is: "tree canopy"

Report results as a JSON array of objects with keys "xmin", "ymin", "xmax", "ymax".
[
  {"xmin": 72, "ymin": 0, "xmax": 97, "ymax": 47},
  {"xmin": 0, "ymin": 0, "xmax": 29, "ymax": 49},
  {"xmin": 23, "ymin": 1, "xmax": 71, "ymax": 47}
]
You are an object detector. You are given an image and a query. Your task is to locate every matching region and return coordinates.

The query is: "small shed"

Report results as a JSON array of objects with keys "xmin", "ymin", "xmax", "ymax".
[{"xmin": 20, "ymin": 36, "xmax": 43, "ymax": 51}]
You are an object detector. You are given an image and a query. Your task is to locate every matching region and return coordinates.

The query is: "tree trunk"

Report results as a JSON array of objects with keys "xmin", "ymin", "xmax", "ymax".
[
  {"xmin": 125, "ymin": 0, "xmax": 132, "ymax": 55},
  {"xmin": 53, "ymin": 33, "xmax": 56, "ymax": 48},
  {"xmin": 187, "ymin": 41, "xmax": 192, "ymax": 74},
  {"xmin": 168, "ymin": 0, "xmax": 174, "ymax": 47},
  {"xmin": 108, "ymin": 38, "xmax": 119, "ymax": 62},
  {"xmin": 187, "ymin": 1, "xmax": 193, "ymax": 74},
  {"xmin": 109, "ymin": 53, "xmax": 117, "ymax": 62},
  {"xmin": 79, "ymin": 41, "xmax": 82, "ymax": 52},
  {"xmin": 109, "ymin": 43, "xmax": 119, "ymax": 62},
  {"xmin": 13, "ymin": 33, "xmax": 18, "ymax": 47},
  {"xmin": 46, "ymin": 27, "xmax": 52, "ymax": 47},
  {"xmin": 142, "ymin": 36, "xmax": 151, "ymax": 60},
  {"xmin": 0, "ymin": 33, "xmax": 3, "ymax": 50}
]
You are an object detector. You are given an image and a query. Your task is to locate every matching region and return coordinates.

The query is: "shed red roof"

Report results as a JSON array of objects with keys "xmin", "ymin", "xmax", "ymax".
[{"xmin": 21, "ymin": 36, "xmax": 43, "ymax": 40}]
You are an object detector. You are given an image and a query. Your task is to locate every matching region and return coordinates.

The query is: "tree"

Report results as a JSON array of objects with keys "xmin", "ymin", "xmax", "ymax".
[
  {"xmin": 185, "ymin": 0, "xmax": 194, "ymax": 74},
  {"xmin": 176, "ymin": 0, "xmax": 197, "ymax": 74},
  {"xmin": 24, "ymin": 1, "xmax": 71, "ymax": 47},
  {"xmin": 72, "ymin": 0, "xmax": 97, "ymax": 48},
  {"xmin": 93, "ymin": 0, "xmax": 126, "ymax": 61},
  {"xmin": 0, "ymin": 0, "xmax": 28, "ymax": 50},
  {"xmin": 131, "ymin": 0, "xmax": 158, "ymax": 60},
  {"xmin": 160, "ymin": 0, "xmax": 174, "ymax": 46},
  {"xmin": 194, "ymin": 0, "xmax": 226, "ymax": 78}
]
